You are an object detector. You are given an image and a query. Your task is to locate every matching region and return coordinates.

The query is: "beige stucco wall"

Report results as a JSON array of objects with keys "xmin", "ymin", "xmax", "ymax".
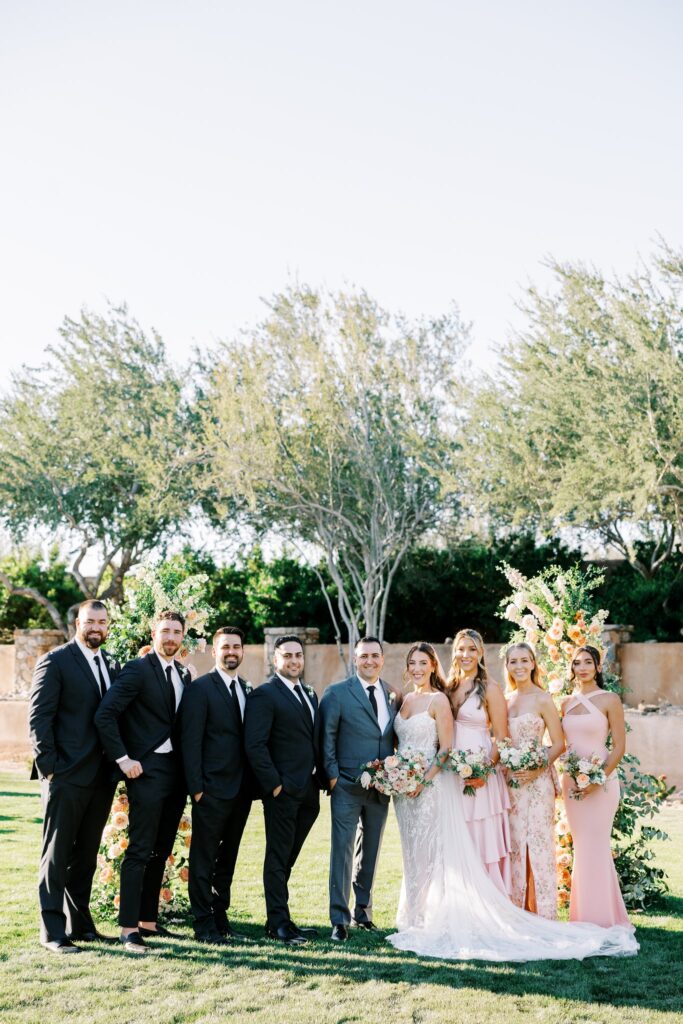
[
  {"xmin": 619, "ymin": 644, "xmax": 683, "ymax": 706},
  {"xmin": 0, "ymin": 645, "xmax": 15, "ymax": 696}
]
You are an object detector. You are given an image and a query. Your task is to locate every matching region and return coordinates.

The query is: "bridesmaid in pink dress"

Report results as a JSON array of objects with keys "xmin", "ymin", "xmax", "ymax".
[
  {"xmin": 561, "ymin": 645, "xmax": 633, "ymax": 931},
  {"xmin": 504, "ymin": 643, "xmax": 564, "ymax": 919},
  {"xmin": 448, "ymin": 629, "xmax": 511, "ymax": 895}
]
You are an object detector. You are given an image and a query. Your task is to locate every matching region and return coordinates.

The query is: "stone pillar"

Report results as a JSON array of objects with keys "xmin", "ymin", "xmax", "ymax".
[
  {"xmin": 13, "ymin": 629, "xmax": 65, "ymax": 696},
  {"xmin": 263, "ymin": 627, "xmax": 320, "ymax": 678},
  {"xmin": 600, "ymin": 623, "xmax": 633, "ymax": 680}
]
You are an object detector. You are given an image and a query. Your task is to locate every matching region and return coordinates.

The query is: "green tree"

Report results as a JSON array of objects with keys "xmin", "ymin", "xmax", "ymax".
[
  {"xmin": 0, "ymin": 305, "xmax": 197, "ymax": 633},
  {"xmin": 199, "ymin": 286, "xmax": 467, "ymax": 652},
  {"xmin": 462, "ymin": 246, "xmax": 683, "ymax": 594},
  {"xmin": 0, "ymin": 548, "xmax": 83, "ymax": 642}
]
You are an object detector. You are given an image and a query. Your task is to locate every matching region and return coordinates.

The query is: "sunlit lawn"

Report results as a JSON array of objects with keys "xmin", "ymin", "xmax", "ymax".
[{"xmin": 1, "ymin": 771, "xmax": 681, "ymax": 1024}]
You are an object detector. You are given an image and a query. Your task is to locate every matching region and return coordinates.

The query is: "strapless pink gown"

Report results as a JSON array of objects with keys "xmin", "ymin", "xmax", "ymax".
[
  {"xmin": 453, "ymin": 692, "xmax": 511, "ymax": 895},
  {"xmin": 562, "ymin": 691, "xmax": 633, "ymax": 931}
]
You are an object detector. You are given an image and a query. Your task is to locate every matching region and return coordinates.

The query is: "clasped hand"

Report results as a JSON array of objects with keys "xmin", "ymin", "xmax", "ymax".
[{"xmin": 119, "ymin": 756, "xmax": 143, "ymax": 779}]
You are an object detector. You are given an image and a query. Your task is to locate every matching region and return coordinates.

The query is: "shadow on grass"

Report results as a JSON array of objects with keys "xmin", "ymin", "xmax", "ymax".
[{"xmin": 84, "ymin": 919, "xmax": 682, "ymax": 1013}]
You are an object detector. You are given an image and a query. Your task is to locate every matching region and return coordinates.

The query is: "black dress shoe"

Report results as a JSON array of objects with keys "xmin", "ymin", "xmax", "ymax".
[
  {"xmin": 68, "ymin": 930, "xmax": 115, "ymax": 943},
  {"xmin": 138, "ymin": 924, "xmax": 182, "ymax": 939},
  {"xmin": 352, "ymin": 919, "xmax": 378, "ymax": 931},
  {"xmin": 195, "ymin": 931, "xmax": 228, "ymax": 945},
  {"xmin": 265, "ymin": 924, "xmax": 308, "ymax": 945},
  {"xmin": 42, "ymin": 938, "xmax": 81, "ymax": 954},
  {"xmin": 119, "ymin": 931, "xmax": 148, "ymax": 953},
  {"xmin": 222, "ymin": 921, "xmax": 247, "ymax": 940},
  {"xmin": 331, "ymin": 924, "xmax": 348, "ymax": 942},
  {"xmin": 290, "ymin": 922, "xmax": 318, "ymax": 938}
]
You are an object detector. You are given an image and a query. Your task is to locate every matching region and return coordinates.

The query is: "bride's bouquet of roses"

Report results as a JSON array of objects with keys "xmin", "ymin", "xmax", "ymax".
[
  {"xmin": 498, "ymin": 737, "xmax": 548, "ymax": 789},
  {"xmin": 357, "ymin": 751, "xmax": 432, "ymax": 796},
  {"xmin": 444, "ymin": 748, "xmax": 495, "ymax": 796},
  {"xmin": 559, "ymin": 749, "xmax": 607, "ymax": 799}
]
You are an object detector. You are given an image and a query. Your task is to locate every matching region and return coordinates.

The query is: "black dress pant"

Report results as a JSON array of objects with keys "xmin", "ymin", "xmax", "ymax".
[
  {"xmin": 38, "ymin": 766, "xmax": 116, "ymax": 942},
  {"xmin": 262, "ymin": 777, "xmax": 319, "ymax": 930},
  {"xmin": 118, "ymin": 753, "xmax": 187, "ymax": 927},
  {"xmin": 189, "ymin": 787, "xmax": 252, "ymax": 934}
]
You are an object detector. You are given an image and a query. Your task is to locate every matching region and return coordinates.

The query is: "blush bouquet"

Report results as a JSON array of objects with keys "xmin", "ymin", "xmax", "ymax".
[
  {"xmin": 358, "ymin": 751, "xmax": 432, "ymax": 796},
  {"xmin": 559, "ymin": 749, "xmax": 607, "ymax": 799},
  {"xmin": 445, "ymin": 748, "xmax": 495, "ymax": 796},
  {"xmin": 498, "ymin": 737, "xmax": 548, "ymax": 788}
]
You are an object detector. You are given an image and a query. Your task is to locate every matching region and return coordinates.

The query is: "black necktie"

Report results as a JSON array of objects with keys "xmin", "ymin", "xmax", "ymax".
[
  {"xmin": 367, "ymin": 685, "xmax": 379, "ymax": 720},
  {"xmin": 229, "ymin": 679, "xmax": 243, "ymax": 721},
  {"xmin": 166, "ymin": 665, "xmax": 177, "ymax": 713},
  {"xmin": 93, "ymin": 655, "xmax": 107, "ymax": 699},
  {"xmin": 294, "ymin": 683, "xmax": 311, "ymax": 721}
]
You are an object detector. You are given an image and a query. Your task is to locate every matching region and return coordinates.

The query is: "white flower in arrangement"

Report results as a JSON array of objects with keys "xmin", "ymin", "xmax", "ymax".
[
  {"xmin": 459, "ymin": 764, "xmax": 473, "ymax": 778},
  {"xmin": 465, "ymin": 752, "xmax": 480, "ymax": 766},
  {"xmin": 505, "ymin": 603, "xmax": 522, "ymax": 623},
  {"xmin": 548, "ymin": 677, "xmax": 563, "ymax": 694},
  {"xmin": 578, "ymin": 759, "xmax": 593, "ymax": 774},
  {"xmin": 539, "ymin": 581, "xmax": 558, "ymax": 609},
  {"xmin": 513, "ymin": 591, "xmax": 527, "ymax": 610},
  {"xmin": 384, "ymin": 755, "xmax": 399, "ymax": 770},
  {"xmin": 360, "ymin": 771, "xmax": 372, "ymax": 789},
  {"xmin": 521, "ymin": 614, "xmax": 538, "ymax": 630}
]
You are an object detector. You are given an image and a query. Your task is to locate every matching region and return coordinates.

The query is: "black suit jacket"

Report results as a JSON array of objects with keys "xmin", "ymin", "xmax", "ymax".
[
  {"xmin": 181, "ymin": 670, "xmax": 256, "ymax": 800},
  {"xmin": 29, "ymin": 639, "xmax": 121, "ymax": 786},
  {"xmin": 94, "ymin": 651, "xmax": 191, "ymax": 770},
  {"xmin": 244, "ymin": 675, "xmax": 324, "ymax": 798}
]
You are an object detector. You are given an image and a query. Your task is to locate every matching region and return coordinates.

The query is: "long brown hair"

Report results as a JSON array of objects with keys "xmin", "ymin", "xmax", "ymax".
[
  {"xmin": 504, "ymin": 642, "xmax": 543, "ymax": 692},
  {"xmin": 570, "ymin": 645, "xmax": 605, "ymax": 689},
  {"xmin": 404, "ymin": 642, "xmax": 447, "ymax": 693},
  {"xmin": 447, "ymin": 628, "xmax": 488, "ymax": 707}
]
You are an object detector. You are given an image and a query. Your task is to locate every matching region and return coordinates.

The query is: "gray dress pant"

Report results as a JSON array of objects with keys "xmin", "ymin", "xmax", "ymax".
[{"xmin": 329, "ymin": 776, "xmax": 389, "ymax": 926}]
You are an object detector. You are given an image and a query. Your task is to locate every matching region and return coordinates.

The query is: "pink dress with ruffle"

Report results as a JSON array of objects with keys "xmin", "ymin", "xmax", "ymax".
[
  {"xmin": 562, "ymin": 691, "xmax": 633, "ymax": 931},
  {"xmin": 453, "ymin": 691, "xmax": 511, "ymax": 895}
]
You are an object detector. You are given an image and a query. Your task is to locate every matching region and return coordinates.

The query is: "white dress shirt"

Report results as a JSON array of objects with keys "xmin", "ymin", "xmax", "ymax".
[
  {"xmin": 357, "ymin": 675, "xmax": 390, "ymax": 733},
  {"xmin": 217, "ymin": 667, "xmax": 246, "ymax": 719},
  {"xmin": 75, "ymin": 636, "xmax": 111, "ymax": 690},
  {"xmin": 276, "ymin": 672, "xmax": 315, "ymax": 721}
]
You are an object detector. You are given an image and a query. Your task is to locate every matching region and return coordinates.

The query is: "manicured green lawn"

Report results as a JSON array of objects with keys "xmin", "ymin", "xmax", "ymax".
[{"xmin": 1, "ymin": 771, "xmax": 681, "ymax": 1024}]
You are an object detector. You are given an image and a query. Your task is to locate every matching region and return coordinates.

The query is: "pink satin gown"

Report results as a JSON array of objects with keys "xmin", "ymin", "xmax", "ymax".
[
  {"xmin": 507, "ymin": 714, "xmax": 557, "ymax": 919},
  {"xmin": 561, "ymin": 691, "xmax": 633, "ymax": 930},
  {"xmin": 453, "ymin": 691, "xmax": 511, "ymax": 895}
]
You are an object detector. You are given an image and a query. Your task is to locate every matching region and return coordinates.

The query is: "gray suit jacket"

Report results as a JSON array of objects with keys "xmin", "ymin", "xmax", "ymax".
[{"xmin": 319, "ymin": 675, "xmax": 400, "ymax": 784}]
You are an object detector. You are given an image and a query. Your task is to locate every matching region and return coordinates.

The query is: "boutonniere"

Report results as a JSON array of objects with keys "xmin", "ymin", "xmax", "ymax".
[
  {"xmin": 243, "ymin": 681, "xmax": 253, "ymax": 695},
  {"xmin": 304, "ymin": 684, "xmax": 315, "ymax": 698},
  {"xmin": 387, "ymin": 691, "xmax": 397, "ymax": 705}
]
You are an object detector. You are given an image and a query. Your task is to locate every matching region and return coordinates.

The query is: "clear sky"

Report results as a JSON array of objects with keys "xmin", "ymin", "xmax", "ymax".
[{"xmin": 1, "ymin": 0, "xmax": 682, "ymax": 384}]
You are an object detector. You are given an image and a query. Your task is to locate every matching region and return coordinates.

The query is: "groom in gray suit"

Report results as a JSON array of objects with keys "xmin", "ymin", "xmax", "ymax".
[{"xmin": 320, "ymin": 636, "xmax": 401, "ymax": 941}]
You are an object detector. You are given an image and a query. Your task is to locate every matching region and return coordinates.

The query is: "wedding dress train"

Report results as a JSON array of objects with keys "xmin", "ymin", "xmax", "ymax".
[{"xmin": 388, "ymin": 710, "xmax": 638, "ymax": 962}]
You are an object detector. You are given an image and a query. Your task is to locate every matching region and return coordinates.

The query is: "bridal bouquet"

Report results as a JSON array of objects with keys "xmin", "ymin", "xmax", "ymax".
[
  {"xmin": 358, "ymin": 751, "xmax": 432, "ymax": 796},
  {"xmin": 498, "ymin": 737, "xmax": 548, "ymax": 788},
  {"xmin": 559, "ymin": 749, "xmax": 607, "ymax": 799},
  {"xmin": 445, "ymin": 749, "xmax": 495, "ymax": 796}
]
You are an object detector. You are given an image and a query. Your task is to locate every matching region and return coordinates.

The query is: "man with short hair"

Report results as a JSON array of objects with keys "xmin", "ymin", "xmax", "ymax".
[
  {"xmin": 320, "ymin": 636, "xmax": 401, "ymax": 942},
  {"xmin": 244, "ymin": 635, "xmax": 324, "ymax": 945},
  {"xmin": 29, "ymin": 599, "xmax": 121, "ymax": 953},
  {"xmin": 181, "ymin": 626, "xmax": 254, "ymax": 944},
  {"xmin": 95, "ymin": 610, "xmax": 191, "ymax": 953}
]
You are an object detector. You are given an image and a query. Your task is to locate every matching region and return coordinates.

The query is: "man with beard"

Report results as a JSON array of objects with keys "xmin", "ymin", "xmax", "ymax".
[
  {"xmin": 244, "ymin": 635, "xmax": 324, "ymax": 945},
  {"xmin": 181, "ymin": 627, "xmax": 254, "ymax": 944},
  {"xmin": 95, "ymin": 610, "xmax": 191, "ymax": 953},
  {"xmin": 29, "ymin": 599, "xmax": 121, "ymax": 953}
]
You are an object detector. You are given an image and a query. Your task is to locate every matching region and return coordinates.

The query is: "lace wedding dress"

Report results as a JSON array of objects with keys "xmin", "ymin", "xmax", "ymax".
[{"xmin": 388, "ymin": 709, "xmax": 638, "ymax": 961}]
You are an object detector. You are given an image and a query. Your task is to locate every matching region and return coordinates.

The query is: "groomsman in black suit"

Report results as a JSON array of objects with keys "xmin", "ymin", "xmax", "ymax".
[
  {"xmin": 181, "ymin": 626, "xmax": 254, "ymax": 944},
  {"xmin": 95, "ymin": 610, "xmax": 190, "ymax": 953},
  {"xmin": 244, "ymin": 634, "xmax": 324, "ymax": 946},
  {"xmin": 29, "ymin": 599, "xmax": 120, "ymax": 953}
]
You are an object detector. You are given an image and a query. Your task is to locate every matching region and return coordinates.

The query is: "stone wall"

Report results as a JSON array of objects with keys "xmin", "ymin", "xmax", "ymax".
[{"xmin": 12, "ymin": 629, "xmax": 65, "ymax": 697}]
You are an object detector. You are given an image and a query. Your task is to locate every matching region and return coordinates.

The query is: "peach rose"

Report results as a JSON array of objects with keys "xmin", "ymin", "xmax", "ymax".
[
  {"xmin": 384, "ymin": 755, "xmax": 399, "ymax": 770},
  {"xmin": 547, "ymin": 645, "xmax": 561, "ymax": 663},
  {"xmin": 111, "ymin": 811, "xmax": 129, "ymax": 829},
  {"xmin": 179, "ymin": 867, "xmax": 189, "ymax": 882},
  {"xmin": 184, "ymin": 834, "xmax": 192, "ymax": 848},
  {"xmin": 119, "ymin": 836, "xmax": 129, "ymax": 850},
  {"xmin": 99, "ymin": 866, "xmax": 113, "ymax": 884},
  {"xmin": 113, "ymin": 894, "xmax": 121, "ymax": 909},
  {"xmin": 108, "ymin": 844, "xmax": 123, "ymax": 859},
  {"xmin": 160, "ymin": 888, "xmax": 173, "ymax": 903},
  {"xmin": 459, "ymin": 765, "xmax": 473, "ymax": 779},
  {"xmin": 575, "ymin": 772, "xmax": 590, "ymax": 789},
  {"xmin": 589, "ymin": 622, "xmax": 601, "ymax": 635},
  {"xmin": 178, "ymin": 815, "xmax": 192, "ymax": 833},
  {"xmin": 167, "ymin": 854, "xmax": 175, "ymax": 866}
]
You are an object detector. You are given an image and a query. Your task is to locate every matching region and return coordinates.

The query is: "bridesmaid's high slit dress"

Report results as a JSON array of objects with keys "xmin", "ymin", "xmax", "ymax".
[{"xmin": 562, "ymin": 691, "xmax": 633, "ymax": 931}]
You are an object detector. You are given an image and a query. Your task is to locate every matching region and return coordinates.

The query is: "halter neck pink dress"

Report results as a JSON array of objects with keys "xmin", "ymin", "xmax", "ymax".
[
  {"xmin": 453, "ymin": 691, "xmax": 511, "ymax": 895},
  {"xmin": 562, "ymin": 690, "xmax": 633, "ymax": 931}
]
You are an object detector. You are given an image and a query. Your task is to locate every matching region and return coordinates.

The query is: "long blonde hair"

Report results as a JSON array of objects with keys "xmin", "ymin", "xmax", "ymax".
[
  {"xmin": 447, "ymin": 628, "xmax": 488, "ymax": 707},
  {"xmin": 504, "ymin": 642, "xmax": 543, "ymax": 693}
]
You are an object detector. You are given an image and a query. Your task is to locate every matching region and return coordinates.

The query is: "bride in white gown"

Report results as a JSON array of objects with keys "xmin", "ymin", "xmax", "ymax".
[{"xmin": 388, "ymin": 643, "xmax": 638, "ymax": 962}]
